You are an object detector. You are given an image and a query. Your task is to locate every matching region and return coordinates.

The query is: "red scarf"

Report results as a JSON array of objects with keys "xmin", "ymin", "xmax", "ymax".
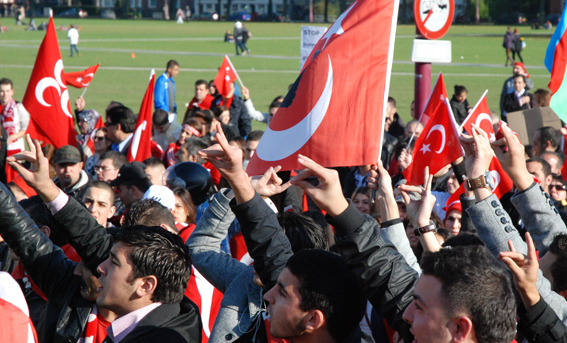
[
  {"xmin": 0, "ymin": 98, "xmax": 19, "ymax": 140},
  {"xmin": 79, "ymin": 305, "xmax": 112, "ymax": 343},
  {"xmin": 215, "ymin": 96, "xmax": 233, "ymax": 109},
  {"xmin": 189, "ymin": 94, "xmax": 214, "ymax": 110}
]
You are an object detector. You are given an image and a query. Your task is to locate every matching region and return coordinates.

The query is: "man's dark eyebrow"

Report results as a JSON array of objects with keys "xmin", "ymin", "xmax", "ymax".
[
  {"xmin": 277, "ymin": 281, "xmax": 289, "ymax": 296},
  {"xmin": 109, "ymin": 251, "xmax": 120, "ymax": 264},
  {"xmin": 413, "ymin": 294, "xmax": 425, "ymax": 306}
]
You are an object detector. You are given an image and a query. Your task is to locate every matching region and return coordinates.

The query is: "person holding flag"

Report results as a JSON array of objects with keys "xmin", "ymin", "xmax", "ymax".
[{"xmin": 210, "ymin": 56, "xmax": 251, "ymax": 137}]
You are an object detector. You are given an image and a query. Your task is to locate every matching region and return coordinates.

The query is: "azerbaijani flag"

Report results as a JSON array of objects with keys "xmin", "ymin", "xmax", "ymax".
[{"xmin": 547, "ymin": 5, "xmax": 567, "ymax": 122}]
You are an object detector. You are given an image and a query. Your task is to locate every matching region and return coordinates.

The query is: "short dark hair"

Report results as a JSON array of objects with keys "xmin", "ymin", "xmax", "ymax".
[
  {"xmin": 286, "ymin": 250, "xmax": 366, "ymax": 343},
  {"xmin": 269, "ymin": 100, "xmax": 281, "ymax": 110},
  {"xmin": 195, "ymin": 79, "xmax": 208, "ymax": 87},
  {"xmin": 111, "ymin": 226, "xmax": 191, "ymax": 304},
  {"xmin": 513, "ymin": 73, "xmax": 526, "ymax": 83},
  {"xmin": 0, "ymin": 78, "xmax": 13, "ymax": 88},
  {"xmin": 181, "ymin": 137, "xmax": 208, "ymax": 164},
  {"xmin": 85, "ymin": 180, "xmax": 115, "ymax": 204},
  {"xmin": 212, "ymin": 105, "xmax": 228, "ymax": 118},
  {"xmin": 277, "ymin": 212, "xmax": 329, "ymax": 252},
  {"xmin": 123, "ymin": 199, "xmax": 177, "ymax": 233},
  {"xmin": 143, "ymin": 156, "xmax": 165, "ymax": 169},
  {"xmin": 171, "ymin": 187, "xmax": 196, "ymax": 224},
  {"xmin": 527, "ymin": 157, "xmax": 552, "ymax": 177},
  {"xmin": 454, "ymin": 85, "xmax": 467, "ymax": 95},
  {"xmin": 166, "ymin": 60, "xmax": 179, "ymax": 70},
  {"xmin": 100, "ymin": 150, "xmax": 128, "ymax": 170},
  {"xmin": 420, "ymin": 246, "xmax": 517, "ymax": 343},
  {"xmin": 536, "ymin": 127, "xmax": 561, "ymax": 151},
  {"xmin": 153, "ymin": 109, "xmax": 169, "ymax": 126},
  {"xmin": 442, "ymin": 232, "xmax": 484, "ymax": 247},
  {"xmin": 246, "ymin": 130, "xmax": 264, "ymax": 143},
  {"xmin": 106, "ymin": 106, "xmax": 136, "ymax": 133},
  {"xmin": 387, "ymin": 96, "xmax": 396, "ymax": 107},
  {"xmin": 549, "ymin": 234, "xmax": 567, "ymax": 292}
]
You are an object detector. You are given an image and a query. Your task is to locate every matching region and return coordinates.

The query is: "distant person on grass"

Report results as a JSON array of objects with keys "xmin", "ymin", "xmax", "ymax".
[
  {"xmin": 503, "ymin": 27, "xmax": 515, "ymax": 66},
  {"xmin": 68, "ymin": 24, "xmax": 80, "ymax": 57}
]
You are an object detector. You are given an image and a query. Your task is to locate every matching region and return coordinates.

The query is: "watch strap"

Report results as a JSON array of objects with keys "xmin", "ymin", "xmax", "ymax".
[{"xmin": 414, "ymin": 221, "xmax": 437, "ymax": 237}]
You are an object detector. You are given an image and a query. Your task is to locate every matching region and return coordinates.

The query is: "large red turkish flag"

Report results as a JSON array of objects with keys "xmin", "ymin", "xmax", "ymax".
[
  {"xmin": 214, "ymin": 56, "xmax": 239, "ymax": 98},
  {"xmin": 23, "ymin": 17, "xmax": 77, "ymax": 149},
  {"xmin": 460, "ymin": 90, "xmax": 495, "ymax": 141},
  {"xmin": 127, "ymin": 70, "xmax": 155, "ymax": 162},
  {"xmin": 63, "ymin": 64, "xmax": 100, "ymax": 88},
  {"xmin": 418, "ymin": 73, "xmax": 448, "ymax": 125},
  {"xmin": 403, "ymin": 99, "xmax": 463, "ymax": 186},
  {"xmin": 246, "ymin": 0, "xmax": 399, "ymax": 175}
]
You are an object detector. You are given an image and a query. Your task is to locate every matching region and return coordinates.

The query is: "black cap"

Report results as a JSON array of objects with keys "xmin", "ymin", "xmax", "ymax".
[
  {"xmin": 53, "ymin": 145, "xmax": 82, "ymax": 165},
  {"xmin": 110, "ymin": 161, "xmax": 151, "ymax": 189},
  {"xmin": 164, "ymin": 162, "xmax": 213, "ymax": 206}
]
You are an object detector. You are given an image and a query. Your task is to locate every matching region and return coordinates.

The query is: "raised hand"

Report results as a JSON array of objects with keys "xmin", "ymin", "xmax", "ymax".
[
  {"xmin": 491, "ymin": 121, "xmax": 532, "ymax": 191},
  {"xmin": 399, "ymin": 167, "xmax": 436, "ymax": 228},
  {"xmin": 368, "ymin": 161, "xmax": 399, "ymax": 221},
  {"xmin": 250, "ymin": 166, "xmax": 291, "ymax": 198},
  {"xmin": 290, "ymin": 155, "xmax": 348, "ymax": 217},
  {"xmin": 459, "ymin": 124, "xmax": 493, "ymax": 180}
]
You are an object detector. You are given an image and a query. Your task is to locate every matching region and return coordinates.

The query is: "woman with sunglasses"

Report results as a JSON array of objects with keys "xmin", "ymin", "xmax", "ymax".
[{"xmin": 85, "ymin": 127, "xmax": 112, "ymax": 180}]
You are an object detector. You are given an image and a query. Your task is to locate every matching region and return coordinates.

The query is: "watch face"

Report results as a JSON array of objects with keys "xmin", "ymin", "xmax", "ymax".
[
  {"xmin": 487, "ymin": 171, "xmax": 498, "ymax": 190},
  {"xmin": 414, "ymin": 0, "xmax": 455, "ymax": 39}
]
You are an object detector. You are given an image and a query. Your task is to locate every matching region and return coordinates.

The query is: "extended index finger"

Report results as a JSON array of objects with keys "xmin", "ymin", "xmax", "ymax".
[{"xmin": 296, "ymin": 155, "xmax": 333, "ymax": 182}]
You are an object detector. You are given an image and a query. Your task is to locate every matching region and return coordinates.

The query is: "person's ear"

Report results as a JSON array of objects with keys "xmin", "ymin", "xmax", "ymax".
[
  {"xmin": 137, "ymin": 275, "xmax": 158, "ymax": 298},
  {"xmin": 107, "ymin": 206, "xmax": 117, "ymax": 219},
  {"xmin": 303, "ymin": 309, "xmax": 326, "ymax": 333},
  {"xmin": 558, "ymin": 289, "xmax": 567, "ymax": 300},
  {"xmin": 39, "ymin": 225, "xmax": 51, "ymax": 238},
  {"xmin": 448, "ymin": 316, "xmax": 473, "ymax": 343}
]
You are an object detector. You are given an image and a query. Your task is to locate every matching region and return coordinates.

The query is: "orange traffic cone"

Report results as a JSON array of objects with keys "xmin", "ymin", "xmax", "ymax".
[{"xmin": 131, "ymin": 53, "xmax": 136, "ymax": 58}]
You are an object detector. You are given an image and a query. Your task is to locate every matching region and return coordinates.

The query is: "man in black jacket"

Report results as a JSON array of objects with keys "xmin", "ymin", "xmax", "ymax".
[
  {"xmin": 6, "ymin": 135, "xmax": 201, "ymax": 343},
  {"xmin": 210, "ymin": 82, "xmax": 251, "ymax": 137}
]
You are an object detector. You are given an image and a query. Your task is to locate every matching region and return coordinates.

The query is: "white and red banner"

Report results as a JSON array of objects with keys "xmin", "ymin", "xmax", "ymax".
[
  {"xmin": 460, "ymin": 90, "xmax": 494, "ymax": 140},
  {"xmin": 246, "ymin": 0, "xmax": 399, "ymax": 175},
  {"xmin": 214, "ymin": 56, "xmax": 239, "ymax": 98},
  {"xmin": 403, "ymin": 98, "xmax": 463, "ymax": 185},
  {"xmin": 418, "ymin": 72, "xmax": 448, "ymax": 126},
  {"xmin": 23, "ymin": 17, "xmax": 77, "ymax": 149},
  {"xmin": 127, "ymin": 70, "xmax": 155, "ymax": 162},
  {"xmin": 0, "ymin": 272, "xmax": 38, "ymax": 343},
  {"xmin": 64, "ymin": 64, "xmax": 100, "ymax": 88}
]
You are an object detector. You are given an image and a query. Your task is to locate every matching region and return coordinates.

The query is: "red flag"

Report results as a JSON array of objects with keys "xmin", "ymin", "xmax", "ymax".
[
  {"xmin": 23, "ymin": 17, "xmax": 77, "ymax": 149},
  {"xmin": 127, "ymin": 70, "xmax": 155, "ymax": 162},
  {"xmin": 63, "ymin": 64, "xmax": 100, "ymax": 88},
  {"xmin": 488, "ymin": 156, "xmax": 514, "ymax": 198},
  {"xmin": 419, "ymin": 73, "xmax": 449, "ymax": 125},
  {"xmin": 214, "ymin": 56, "xmax": 239, "ymax": 98},
  {"xmin": 444, "ymin": 184, "xmax": 465, "ymax": 213},
  {"xmin": 246, "ymin": 0, "xmax": 399, "ymax": 175},
  {"xmin": 403, "ymin": 99, "xmax": 463, "ymax": 185},
  {"xmin": 0, "ymin": 272, "xmax": 38, "ymax": 343},
  {"xmin": 460, "ymin": 90, "xmax": 495, "ymax": 141},
  {"xmin": 83, "ymin": 115, "xmax": 104, "ymax": 156}
]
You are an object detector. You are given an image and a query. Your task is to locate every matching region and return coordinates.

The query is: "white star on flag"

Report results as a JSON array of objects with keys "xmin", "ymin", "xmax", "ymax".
[
  {"xmin": 225, "ymin": 75, "xmax": 230, "ymax": 81},
  {"xmin": 76, "ymin": 77, "xmax": 82, "ymax": 82},
  {"xmin": 420, "ymin": 143, "xmax": 431, "ymax": 154}
]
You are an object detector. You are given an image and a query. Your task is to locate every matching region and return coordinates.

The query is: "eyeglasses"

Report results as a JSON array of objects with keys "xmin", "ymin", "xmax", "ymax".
[
  {"xmin": 550, "ymin": 184, "xmax": 566, "ymax": 191},
  {"xmin": 94, "ymin": 136, "xmax": 106, "ymax": 142},
  {"xmin": 94, "ymin": 166, "xmax": 116, "ymax": 172}
]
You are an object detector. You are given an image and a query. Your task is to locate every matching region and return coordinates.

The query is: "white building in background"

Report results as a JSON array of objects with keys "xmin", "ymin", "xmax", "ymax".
[{"xmin": 194, "ymin": 0, "xmax": 283, "ymax": 17}]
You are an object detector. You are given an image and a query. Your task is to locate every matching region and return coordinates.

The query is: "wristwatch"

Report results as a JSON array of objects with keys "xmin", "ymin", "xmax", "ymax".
[
  {"xmin": 467, "ymin": 171, "xmax": 495, "ymax": 191},
  {"xmin": 414, "ymin": 221, "xmax": 437, "ymax": 237}
]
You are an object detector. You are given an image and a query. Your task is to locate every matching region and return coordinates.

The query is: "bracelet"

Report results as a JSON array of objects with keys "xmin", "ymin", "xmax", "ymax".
[{"xmin": 414, "ymin": 221, "xmax": 437, "ymax": 237}]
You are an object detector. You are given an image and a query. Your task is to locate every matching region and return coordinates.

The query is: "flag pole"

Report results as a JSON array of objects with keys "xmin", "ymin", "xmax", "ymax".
[
  {"xmin": 80, "ymin": 87, "xmax": 88, "ymax": 98},
  {"xmin": 408, "ymin": 73, "xmax": 443, "ymax": 147}
]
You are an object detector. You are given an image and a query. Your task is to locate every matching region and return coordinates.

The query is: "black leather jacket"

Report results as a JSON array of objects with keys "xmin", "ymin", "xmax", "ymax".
[{"xmin": 0, "ymin": 183, "xmax": 102, "ymax": 343}]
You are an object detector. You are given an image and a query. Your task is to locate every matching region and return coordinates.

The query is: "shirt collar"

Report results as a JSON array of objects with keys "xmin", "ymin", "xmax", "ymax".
[
  {"xmin": 117, "ymin": 134, "xmax": 133, "ymax": 152},
  {"xmin": 515, "ymin": 88, "xmax": 525, "ymax": 98},
  {"xmin": 107, "ymin": 302, "xmax": 162, "ymax": 343}
]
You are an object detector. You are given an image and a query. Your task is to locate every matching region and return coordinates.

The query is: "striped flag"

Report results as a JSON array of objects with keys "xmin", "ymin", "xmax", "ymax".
[{"xmin": 546, "ymin": 5, "xmax": 567, "ymax": 122}]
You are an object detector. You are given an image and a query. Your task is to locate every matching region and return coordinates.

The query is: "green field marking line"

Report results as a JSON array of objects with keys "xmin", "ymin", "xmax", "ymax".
[
  {"xmin": 0, "ymin": 64, "xmax": 551, "ymax": 78},
  {"xmin": 0, "ymin": 36, "xmax": 300, "ymax": 44}
]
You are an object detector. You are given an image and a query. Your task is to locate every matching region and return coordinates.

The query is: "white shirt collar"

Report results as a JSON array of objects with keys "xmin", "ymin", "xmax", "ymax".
[
  {"xmin": 515, "ymin": 88, "xmax": 525, "ymax": 98},
  {"xmin": 117, "ymin": 134, "xmax": 133, "ymax": 152},
  {"xmin": 107, "ymin": 302, "xmax": 162, "ymax": 343}
]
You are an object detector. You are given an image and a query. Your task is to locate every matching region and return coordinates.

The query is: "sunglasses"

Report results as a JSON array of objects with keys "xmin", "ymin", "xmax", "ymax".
[
  {"xmin": 550, "ymin": 184, "xmax": 566, "ymax": 191},
  {"xmin": 94, "ymin": 136, "xmax": 106, "ymax": 141}
]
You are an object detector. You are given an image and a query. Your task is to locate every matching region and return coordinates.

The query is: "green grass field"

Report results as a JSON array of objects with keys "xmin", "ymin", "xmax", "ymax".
[{"xmin": 0, "ymin": 18, "xmax": 553, "ymax": 129}]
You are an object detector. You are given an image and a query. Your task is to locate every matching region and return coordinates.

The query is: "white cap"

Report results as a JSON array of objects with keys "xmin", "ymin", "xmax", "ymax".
[
  {"xmin": 235, "ymin": 21, "xmax": 242, "ymax": 29},
  {"xmin": 142, "ymin": 185, "xmax": 176, "ymax": 210}
]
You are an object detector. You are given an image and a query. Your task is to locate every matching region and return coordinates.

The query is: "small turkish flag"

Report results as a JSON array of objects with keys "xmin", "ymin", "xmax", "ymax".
[
  {"xmin": 23, "ymin": 17, "xmax": 77, "ymax": 149},
  {"xmin": 127, "ymin": 70, "xmax": 155, "ymax": 162},
  {"xmin": 63, "ymin": 64, "xmax": 100, "ymax": 88},
  {"xmin": 403, "ymin": 98, "xmax": 463, "ymax": 186},
  {"xmin": 246, "ymin": 0, "xmax": 399, "ymax": 175},
  {"xmin": 419, "ymin": 73, "xmax": 449, "ymax": 125},
  {"xmin": 488, "ymin": 156, "xmax": 514, "ymax": 198},
  {"xmin": 461, "ymin": 90, "xmax": 495, "ymax": 141},
  {"xmin": 444, "ymin": 184, "xmax": 464, "ymax": 213},
  {"xmin": 214, "ymin": 56, "xmax": 239, "ymax": 98}
]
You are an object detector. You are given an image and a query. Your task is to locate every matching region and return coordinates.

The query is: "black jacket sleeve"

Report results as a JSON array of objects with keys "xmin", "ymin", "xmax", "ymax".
[
  {"xmin": 328, "ymin": 201, "xmax": 417, "ymax": 339},
  {"xmin": 0, "ymin": 182, "xmax": 77, "ymax": 301},
  {"xmin": 52, "ymin": 196, "xmax": 113, "ymax": 276},
  {"xmin": 231, "ymin": 193, "xmax": 293, "ymax": 290},
  {"xmin": 459, "ymin": 194, "xmax": 477, "ymax": 234},
  {"xmin": 518, "ymin": 297, "xmax": 567, "ymax": 343}
]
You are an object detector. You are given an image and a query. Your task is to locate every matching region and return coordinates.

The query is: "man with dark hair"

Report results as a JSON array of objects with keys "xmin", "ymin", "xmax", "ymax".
[
  {"xmin": 210, "ymin": 81, "xmax": 251, "ymax": 137},
  {"xmin": 534, "ymin": 127, "xmax": 561, "ymax": 157},
  {"xmin": 404, "ymin": 245, "xmax": 517, "ymax": 343},
  {"xmin": 187, "ymin": 79, "xmax": 214, "ymax": 112},
  {"xmin": 177, "ymin": 137, "xmax": 209, "ymax": 165},
  {"xmin": 143, "ymin": 157, "xmax": 166, "ymax": 186},
  {"xmin": 243, "ymin": 130, "xmax": 263, "ymax": 169},
  {"xmin": 152, "ymin": 109, "xmax": 182, "ymax": 151},
  {"xmin": 503, "ymin": 74, "xmax": 535, "ymax": 113},
  {"xmin": 81, "ymin": 181, "xmax": 116, "ymax": 227},
  {"xmin": 385, "ymin": 96, "xmax": 405, "ymax": 138},
  {"xmin": 105, "ymin": 105, "xmax": 137, "ymax": 155},
  {"xmin": 539, "ymin": 234, "xmax": 567, "ymax": 299},
  {"xmin": 123, "ymin": 198, "xmax": 177, "ymax": 234},
  {"xmin": 96, "ymin": 150, "xmax": 127, "ymax": 183},
  {"xmin": 1, "ymin": 77, "xmax": 28, "ymax": 182},
  {"xmin": 110, "ymin": 161, "xmax": 152, "ymax": 208},
  {"xmin": 154, "ymin": 60, "xmax": 180, "ymax": 115},
  {"xmin": 527, "ymin": 157, "xmax": 553, "ymax": 194},
  {"xmin": 53, "ymin": 145, "xmax": 89, "ymax": 199},
  {"xmin": 542, "ymin": 151, "xmax": 564, "ymax": 175}
]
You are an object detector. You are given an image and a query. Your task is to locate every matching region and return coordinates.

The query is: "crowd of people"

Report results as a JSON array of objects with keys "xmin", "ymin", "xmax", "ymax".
[{"xmin": 0, "ymin": 51, "xmax": 567, "ymax": 343}]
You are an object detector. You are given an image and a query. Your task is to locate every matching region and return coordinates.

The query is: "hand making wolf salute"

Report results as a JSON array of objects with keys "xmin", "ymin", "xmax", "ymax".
[{"xmin": 2, "ymin": 134, "xmax": 200, "ymax": 343}]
